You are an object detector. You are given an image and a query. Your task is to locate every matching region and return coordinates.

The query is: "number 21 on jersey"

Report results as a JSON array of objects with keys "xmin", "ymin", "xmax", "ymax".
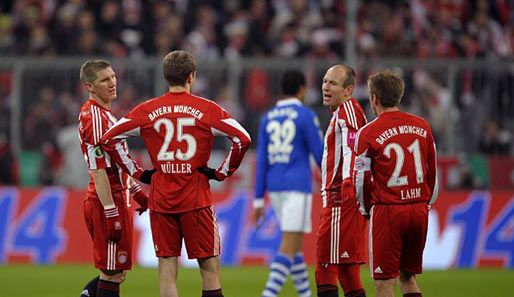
[{"xmin": 384, "ymin": 139, "xmax": 424, "ymax": 187}]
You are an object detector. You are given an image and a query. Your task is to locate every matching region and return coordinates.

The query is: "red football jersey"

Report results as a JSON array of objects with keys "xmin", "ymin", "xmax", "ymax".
[
  {"xmin": 99, "ymin": 91, "xmax": 252, "ymax": 213},
  {"xmin": 354, "ymin": 111, "xmax": 438, "ymax": 212},
  {"xmin": 78, "ymin": 99, "xmax": 143, "ymax": 206},
  {"xmin": 321, "ymin": 98, "xmax": 367, "ymax": 208}
]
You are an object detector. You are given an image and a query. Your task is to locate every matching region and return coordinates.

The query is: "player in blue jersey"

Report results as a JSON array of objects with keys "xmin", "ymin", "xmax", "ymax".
[{"xmin": 254, "ymin": 70, "xmax": 324, "ymax": 297}]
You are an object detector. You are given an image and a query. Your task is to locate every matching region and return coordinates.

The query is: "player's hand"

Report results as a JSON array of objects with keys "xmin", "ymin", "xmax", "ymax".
[
  {"xmin": 254, "ymin": 207, "xmax": 265, "ymax": 227},
  {"xmin": 104, "ymin": 206, "xmax": 122, "ymax": 243},
  {"xmin": 130, "ymin": 186, "xmax": 149, "ymax": 215},
  {"xmin": 139, "ymin": 169, "xmax": 156, "ymax": 185},
  {"xmin": 198, "ymin": 166, "xmax": 223, "ymax": 181}
]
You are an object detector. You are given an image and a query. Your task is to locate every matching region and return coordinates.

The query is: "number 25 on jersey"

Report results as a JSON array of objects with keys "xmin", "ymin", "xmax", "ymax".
[{"xmin": 154, "ymin": 117, "xmax": 197, "ymax": 161}]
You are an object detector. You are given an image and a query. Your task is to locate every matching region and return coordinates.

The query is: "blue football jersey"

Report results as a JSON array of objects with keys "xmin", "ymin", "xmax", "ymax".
[{"xmin": 254, "ymin": 98, "xmax": 324, "ymax": 200}]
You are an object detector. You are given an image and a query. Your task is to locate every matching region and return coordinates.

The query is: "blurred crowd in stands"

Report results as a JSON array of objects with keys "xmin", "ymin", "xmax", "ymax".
[
  {"xmin": 0, "ymin": 0, "xmax": 513, "ymax": 59},
  {"xmin": 0, "ymin": 0, "xmax": 513, "ymax": 187}
]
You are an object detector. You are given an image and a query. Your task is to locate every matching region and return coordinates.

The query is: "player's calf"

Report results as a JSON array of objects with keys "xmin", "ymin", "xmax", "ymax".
[
  {"xmin": 262, "ymin": 253, "xmax": 293, "ymax": 297},
  {"xmin": 80, "ymin": 275, "xmax": 99, "ymax": 297},
  {"xmin": 98, "ymin": 269, "xmax": 124, "ymax": 297},
  {"xmin": 202, "ymin": 288, "xmax": 224, "ymax": 297},
  {"xmin": 291, "ymin": 253, "xmax": 312, "ymax": 297},
  {"xmin": 338, "ymin": 264, "xmax": 366, "ymax": 297}
]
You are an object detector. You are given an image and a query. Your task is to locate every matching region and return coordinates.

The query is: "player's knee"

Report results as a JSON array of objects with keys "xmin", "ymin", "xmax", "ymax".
[
  {"xmin": 279, "ymin": 232, "xmax": 303, "ymax": 256},
  {"xmin": 399, "ymin": 270, "xmax": 416, "ymax": 284},
  {"xmin": 374, "ymin": 278, "xmax": 396, "ymax": 291},
  {"xmin": 100, "ymin": 269, "xmax": 125, "ymax": 283},
  {"xmin": 338, "ymin": 264, "xmax": 363, "ymax": 292},
  {"xmin": 315, "ymin": 263, "xmax": 338, "ymax": 285},
  {"xmin": 119, "ymin": 270, "xmax": 129, "ymax": 283},
  {"xmin": 198, "ymin": 256, "xmax": 221, "ymax": 273}
]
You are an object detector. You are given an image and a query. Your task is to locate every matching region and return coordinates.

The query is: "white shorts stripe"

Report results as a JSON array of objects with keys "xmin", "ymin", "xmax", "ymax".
[
  {"xmin": 211, "ymin": 206, "xmax": 220, "ymax": 255},
  {"xmin": 330, "ymin": 207, "xmax": 341, "ymax": 263},
  {"xmin": 369, "ymin": 206, "xmax": 374, "ymax": 277},
  {"xmin": 107, "ymin": 241, "xmax": 117, "ymax": 270}
]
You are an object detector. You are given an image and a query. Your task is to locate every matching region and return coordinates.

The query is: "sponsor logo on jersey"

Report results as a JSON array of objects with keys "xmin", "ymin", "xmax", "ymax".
[{"xmin": 355, "ymin": 157, "xmax": 365, "ymax": 170}]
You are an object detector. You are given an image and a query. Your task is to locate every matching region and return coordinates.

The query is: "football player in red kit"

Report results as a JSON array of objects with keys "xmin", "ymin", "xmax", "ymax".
[
  {"xmin": 315, "ymin": 65, "xmax": 368, "ymax": 297},
  {"xmin": 354, "ymin": 70, "xmax": 438, "ymax": 297},
  {"xmin": 78, "ymin": 59, "xmax": 153, "ymax": 297},
  {"xmin": 99, "ymin": 51, "xmax": 251, "ymax": 297}
]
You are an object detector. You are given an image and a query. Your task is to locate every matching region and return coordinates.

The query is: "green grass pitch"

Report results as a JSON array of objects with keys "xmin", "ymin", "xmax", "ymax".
[{"xmin": 0, "ymin": 264, "xmax": 512, "ymax": 296}]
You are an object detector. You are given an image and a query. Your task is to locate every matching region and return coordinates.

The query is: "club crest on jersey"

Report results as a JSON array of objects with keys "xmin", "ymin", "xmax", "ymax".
[
  {"xmin": 355, "ymin": 157, "xmax": 365, "ymax": 170},
  {"xmin": 94, "ymin": 147, "xmax": 104, "ymax": 158},
  {"xmin": 118, "ymin": 251, "xmax": 127, "ymax": 264}
]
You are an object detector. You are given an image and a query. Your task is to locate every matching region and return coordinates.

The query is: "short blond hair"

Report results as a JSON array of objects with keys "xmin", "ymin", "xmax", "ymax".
[
  {"xmin": 367, "ymin": 69, "xmax": 404, "ymax": 107},
  {"xmin": 80, "ymin": 59, "xmax": 111, "ymax": 83}
]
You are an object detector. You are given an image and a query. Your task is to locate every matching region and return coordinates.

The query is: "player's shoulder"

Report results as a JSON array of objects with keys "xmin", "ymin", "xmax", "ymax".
[
  {"xmin": 78, "ymin": 101, "xmax": 91, "ymax": 120},
  {"xmin": 137, "ymin": 94, "xmax": 163, "ymax": 109},
  {"xmin": 296, "ymin": 103, "xmax": 316, "ymax": 115},
  {"xmin": 188, "ymin": 93, "xmax": 215, "ymax": 105},
  {"xmin": 402, "ymin": 111, "xmax": 431, "ymax": 128},
  {"xmin": 186, "ymin": 93, "xmax": 225, "ymax": 114},
  {"xmin": 341, "ymin": 98, "xmax": 365, "ymax": 116},
  {"xmin": 79, "ymin": 100, "xmax": 104, "ymax": 121},
  {"xmin": 358, "ymin": 116, "xmax": 380, "ymax": 136}
]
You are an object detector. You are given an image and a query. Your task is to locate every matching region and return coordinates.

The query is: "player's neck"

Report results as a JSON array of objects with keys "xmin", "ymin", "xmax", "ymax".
[
  {"xmin": 377, "ymin": 106, "xmax": 399, "ymax": 115},
  {"xmin": 331, "ymin": 95, "xmax": 352, "ymax": 111},
  {"xmin": 341, "ymin": 95, "xmax": 352, "ymax": 104},
  {"xmin": 169, "ymin": 85, "xmax": 190, "ymax": 93},
  {"xmin": 90, "ymin": 95, "xmax": 111, "ymax": 109}
]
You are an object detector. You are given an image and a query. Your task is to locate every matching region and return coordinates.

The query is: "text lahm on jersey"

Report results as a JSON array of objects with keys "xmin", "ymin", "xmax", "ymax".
[
  {"xmin": 161, "ymin": 162, "xmax": 192, "ymax": 174},
  {"xmin": 400, "ymin": 187, "xmax": 421, "ymax": 200}
]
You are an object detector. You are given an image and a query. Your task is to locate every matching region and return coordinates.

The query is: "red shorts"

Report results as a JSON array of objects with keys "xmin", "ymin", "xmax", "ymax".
[
  {"xmin": 150, "ymin": 206, "xmax": 220, "ymax": 259},
  {"xmin": 316, "ymin": 205, "xmax": 367, "ymax": 264},
  {"xmin": 369, "ymin": 203, "xmax": 428, "ymax": 279},
  {"xmin": 83, "ymin": 197, "xmax": 133, "ymax": 271}
]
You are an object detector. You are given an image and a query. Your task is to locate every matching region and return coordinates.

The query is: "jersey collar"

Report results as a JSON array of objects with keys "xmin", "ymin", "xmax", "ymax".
[
  {"xmin": 88, "ymin": 98, "xmax": 111, "ymax": 111},
  {"xmin": 276, "ymin": 97, "xmax": 302, "ymax": 106}
]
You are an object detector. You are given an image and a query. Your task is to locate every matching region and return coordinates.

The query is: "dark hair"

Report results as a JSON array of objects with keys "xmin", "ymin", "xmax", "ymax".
[
  {"xmin": 80, "ymin": 59, "xmax": 111, "ymax": 83},
  {"xmin": 367, "ymin": 69, "xmax": 405, "ymax": 107},
  {"xmin": 281, "ymin": 70, "xmax": 306, "ymax": 96},
  {"xmin": 163, "ymin": 50, "xmax": 196, "ymax": 86}
]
